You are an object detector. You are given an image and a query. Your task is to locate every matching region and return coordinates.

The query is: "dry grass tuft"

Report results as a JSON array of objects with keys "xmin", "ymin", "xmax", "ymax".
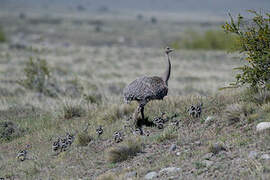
[
  {"xmin": 74, "ymin": 132, "xmax": 92, "ymax": 146},
  {"xmin": 208, "ymin": 142, "xmax": 226, "ymax": 154},
  {"xmin": 99, "ymin": 104, "xmax": 136, "ymax": 123},
  {"xmin": 261, "ymin": 103, "xmax": 270, "ymax": 113},
  {"xmin": 106, "ymin": 138, "xmax": 142, "ymax": 163},
  {"xmin": 83, "ymin": 93, "xmax": 102, "ymax": 104},
  {"xmin": 254, "ymin": 89, "xmax": 270, "ymax": 104},
  {"xmin": 247, "ymin": 113, "xmax": 260, "ymax": 123},
  {"xmin": 223, "ymin": 103, "xmax": 255, "ymax": 125},
  {"xmin": 62, "ymin": 100, "xmax": 86, "ymax": 119},
  {"xmin": 0, "ymin": 121, "xmax": 23, "ymax": 142},
  {"xmin": 223, "ymin": 103, "xmax": 243, "ymax": 124},
  {"xmin": 154, "ymin": 126, "xmax": 177, "ymax": 142}
]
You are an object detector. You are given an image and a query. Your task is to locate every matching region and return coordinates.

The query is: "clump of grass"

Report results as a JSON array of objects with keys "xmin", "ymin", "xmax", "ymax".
[
  {"xmin": 83, "ymin": 93, "xmax": 102, "ymax": 104},
  {"xmin": 154, "ymin": 126, "xmax": 177, "ymax": 142},
  {"xmin": 64, "ymin": 77, "xmax": 84, "ymax": 98},
  {"xmin": 99, "ymin": 104, "xmax": 136, "ymax": 123},
  {"xmin": 261, "ymin": 103, "xmax": 270, "ymax": 113},
  {"xmin": 108, "ymin": 82, "xmax": 126, "ymax": 95},
  {"xmin": 171, "ymin": 30, "xmax": 237, "ymax": 50},
  {"xmin": 208, "ymin": 142, "xmax": 226, "ymax": 154},
  {"xmin": 241, "ymin": 88, "xmax": 270, "ymax": 105},
  {"xmin": 254, "ymin": 89, "xmax": 270, "ymax": 105},
  {"xmin": 0, "ymin": 121, "xmax": 23, "ymax": 142},
  {"xmin": 0, "ymin": 26, "xmax": 6, "ymax": 42},
  {"xmin": 193, "ymin": 161, "xmax": 206, "ymax": 169},
  {"xmin": 20, "ymin": 57, "xmax": 59, "ymax": 97},
  {"xmin": 223, "ymin": 103, "xmax": 255, "ymax": 125},
  {"xmin": 74, "ymin": 132, "xmax": 92, "ymax": 146},
  {"xmin": 62, "ymin": 100, "xmax": 86, "ymax": 119},
  {"xmin": 106, "ymin": 138, "xmax": 142, "ymax": 163},
  {"xmin": 247, "ymin": 113, "xmax": 260, "ymax": 124}
]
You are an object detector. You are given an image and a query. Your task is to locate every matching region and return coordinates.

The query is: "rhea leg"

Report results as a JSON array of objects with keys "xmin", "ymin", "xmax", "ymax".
[
  {"xmin": 132, "ymin": 105, "xmax": 144, "ymax": 135},
  {"xmin": 140, "ymin": 106, "xmax": 145, "ymax": 120}
]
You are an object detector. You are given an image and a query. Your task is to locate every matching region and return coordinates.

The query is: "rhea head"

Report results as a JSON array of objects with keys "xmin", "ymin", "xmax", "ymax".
[{"xmin": 165, "ymin": 47, "xmax": 174, "ymax": 54}]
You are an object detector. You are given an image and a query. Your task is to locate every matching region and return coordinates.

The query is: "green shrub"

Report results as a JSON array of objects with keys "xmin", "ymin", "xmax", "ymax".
[
  {"xmin": 171, "ymin": 30, "xmax": 237, "ymax": 50},
  {"xmin": 223, "ymin": 11, "xmax": 270, "ymax": 90},
  {"xmin": 0, "ymin": 26, "xmax": 6, "ymax": 42}
]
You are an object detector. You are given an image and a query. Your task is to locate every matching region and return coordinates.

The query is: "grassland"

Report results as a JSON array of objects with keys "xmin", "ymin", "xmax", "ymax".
[{"xmin": 0, "ymin": 11, "xmax": 270, "ymax": 180}]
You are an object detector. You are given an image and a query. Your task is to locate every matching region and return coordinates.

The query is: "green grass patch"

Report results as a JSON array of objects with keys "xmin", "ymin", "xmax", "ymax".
[
  {"xmin": 171, "ymin": 30, "xmax": 238, "ymax": 50},
  {"xmin": 0, "ymin": 26, "xmax": 6, "ymax": 42}
]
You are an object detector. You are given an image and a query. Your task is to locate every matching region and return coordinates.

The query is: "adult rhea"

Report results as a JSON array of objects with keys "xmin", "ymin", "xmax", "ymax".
[{"xmin": 123, "ymin": 47, "xmax": 173, "ymax": 132}]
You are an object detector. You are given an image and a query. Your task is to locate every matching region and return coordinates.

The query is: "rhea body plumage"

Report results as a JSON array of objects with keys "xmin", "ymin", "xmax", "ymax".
[{"xmin": 123, "ymin": 47, "xmax": 173, "ymax": 122}]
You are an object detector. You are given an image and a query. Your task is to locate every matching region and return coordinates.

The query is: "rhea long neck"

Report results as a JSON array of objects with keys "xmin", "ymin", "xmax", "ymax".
[{"xmin": 163, "ymin": 53, "xmax": 171, "ymax": 86}]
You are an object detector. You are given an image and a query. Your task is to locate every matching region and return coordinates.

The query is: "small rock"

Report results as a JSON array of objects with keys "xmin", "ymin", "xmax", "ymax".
[
  {"xmin": 169, "ymin": 144, "xmax": 177, "ymax": 152},
  {"xmin": 159, "ymin": 167, "xmax": 181, "ymax": 175},
  {"xmin": 248, "ymin": 151, "xmax": 259, "ymax": 159},
  {"xmin": 256, "ymin": 122, "xmax": 270, "ymax": 132},
  {"xmin": 125, "ymin": 171, "xmax": 137, "ymax": 178},
  {"xmin": 194, "ymin": 141, "xmax": 201, "ymax": 146},
  {"xmin": 176, "ymin": 152, "xmax": 181, "ymax": 156},
  {"xmin": 202, "ymin": 160, "xmax": 214, "ymax": 167},
  {"xmin": 208, "ymin": 143, "xmax": 226, "ymax": 154},
  {"xmin": 205, "ymin": 116, "xmax": 215, "ymax": 124},
  {"xmin": 202, "ymin": 153, "xmax": 213, "ymax": 160},
  {"xmin": 144, "ymin": 172, "xmax": 158, "ymax": 179},
  {"xmin": 261, "ymin": 154, "xmax": 270, "ymax": 160}
]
